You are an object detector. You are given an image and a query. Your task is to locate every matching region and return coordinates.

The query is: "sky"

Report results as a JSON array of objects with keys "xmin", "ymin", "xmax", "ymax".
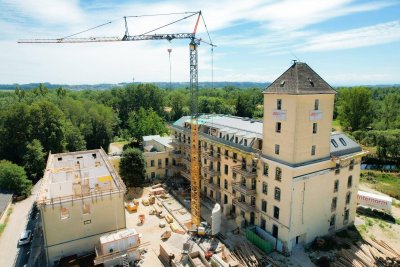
[{"xmin": 0, "ymin": 0, "xmax": 399, "ymax": 86}]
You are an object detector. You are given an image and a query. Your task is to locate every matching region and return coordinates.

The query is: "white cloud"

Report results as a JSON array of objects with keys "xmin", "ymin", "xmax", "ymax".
[{"xmin": 300, "ymin": 20, "xmax": 400, "ymax": 51}]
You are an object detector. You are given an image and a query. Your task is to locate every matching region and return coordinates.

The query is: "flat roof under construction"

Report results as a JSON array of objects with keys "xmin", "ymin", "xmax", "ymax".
[{"xmin": 37, "ymin": 148, "xmax": 126, "ymax": 205}]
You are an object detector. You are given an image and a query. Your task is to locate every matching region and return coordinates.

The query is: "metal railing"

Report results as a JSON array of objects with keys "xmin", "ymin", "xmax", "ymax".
[
  {"xmin": 202, "ymin": 166, "xmax": 220, "ymax": 177},
  {"xmin": 232, "ymin": 182, "xmax": 256, "ymax": 196},
  {"xmin": 231, "ymin": 165, "xmax": 257, "ymax": 179},
  {"xmin": 232, "ymin": 198, "xmax": 256, "ymax": 212}
]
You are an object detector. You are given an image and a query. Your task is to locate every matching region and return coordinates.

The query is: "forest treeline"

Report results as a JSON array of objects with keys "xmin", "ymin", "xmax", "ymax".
[{"xmin": 0, "ymin": 84, "xmax": 399, "ymax": 195}]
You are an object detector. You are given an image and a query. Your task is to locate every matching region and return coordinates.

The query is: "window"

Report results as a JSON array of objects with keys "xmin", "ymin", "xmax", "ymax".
[
  {"xmin": 224, "ymin": 179, "xmax": 228, "ymax": 189},
  {"xmin": 313, "ymin": 123, "xmax": 317, "ymax": 134},
  {"xmin": 219, "ymin": 132, "xmax": 222, "ymax": 138},
  {"xmin": 251, "ymin": 178, "xmax": 256, "ymax": 190},
  {"xmin": 226, "ymin": 134, "xmax": 229, "ymax": 141},
  {"xmin": 151, "ymin": 172, "xmax": 155, "ymax": 179},
  {"xmin": 165, "ymin": 158, "xmax": 169, "ymax": 166},
  {"xmin": 346, "ymin": 192, "xmax": 351, "ymax": 205},
  {"xmin": 335, "ymin": 163, "xmax": 340, "ymax": 175},
  {"xmin": 204, "ymin": 187, "xmax": 207, "ymax": 194},
  {"xmin": 251, "ymin": 196, "xmax": 256, "ymax": 206},
  {"xmin": 262, "ymin": 182, "xmax": 268, "ymax": 195},
  {"xmin": 272, "ymin": 224, "xmax": 278, "ymax": 238},
  {"xmin": 273, "ymin": 206, "xmax": 280, "ymax": 219},
  {"xmin": 275, "ymin": 122, "xmax": 281, "ymax": 133},
  {"xmin": 244, "ymin": 139, "xmax": 248, "ymax": 146},
  {"xmin": 232, "ymin": 171, "xmax": 236, "ymax": 179},
  {"xmin": 233, "ymin": 153, "xmax": 237, "ymax": 160},
  {"xmin": 217, "ymin": 162, "xmax": 221, "ymax": 172},
  {"xmin": 344, "ymin": 209, "xmax": 349, "ymax": 222},
  {"xmin": 280, "ymin": 80, "xmax": 285, "ymax": 87},
  {"xmin": 339, "ymin": 137, "xmax": 347, "ymax": 146},
  {"xmin": 314, "ymin": 99, "xmax": 319, "ymax": 110},
  {"xmin": 240, "ymin": 194, "xmax": 245, "ymax": 202},
  {"xmin": 210, "ymin": 190, "xmax": 214, "ymax": 198},
  {"xmin": 158, "ymin": 159, "xmax": 162, "ymax": 167},
  {"xmin": 60, "ymin": 207, "xmax": 70, "ymax": 219},
  {"xmin": 334, "ymin": 180, "xmax": 339, "ymax": 192},
  {"xmin": 261, "ymin": 200, "xmax": 267, "ymax": 212},
  {"xmin": 331, "ymin": 197, "xmax": 337, "ymax": 211},
  {"xmin": 241, "ymin": 177, "xmax": 246, "ymax": 187},
  {"xmin": 331, "ymin": 139, "xmax": 338, "ymax": 148},
  {"xmin": 263, "ymin": 163, "xmax": 269, "ymax": 176},
  {"xmin": 224, "ymin": 194, "xmax": 228, "ymax": 204},
  {"xmin": 330, "ymin": 214, "xmax": 336, "ymax": 227},
  {"xmin": 274, "ymin": 187, "xmax": 281, "ymax": 201},
  {"xmin": 260, "ymin": 218, "xmax": 266, "ymax": 230},
  {"xmin": 275, "ymin": 167, "xmax": 282, "ymax": 181},
  {"xmin": 347, "ymin": 175, "xmax": 353, "ymax": 188},
  {"xmin": 235, "ymin": 136, "xmax": 238, "ymax": 143},
  {"xmin": 277, "ymin": 99, "xmax": 282, "ymax": 110},
  {"xmin": 349, "ymin": 159, "xmax": 355, "ymax": 170},
  {"xmin": 311, "ymin": 145, "xmax": 316, "ymax": 156},
  {"xmin": 275, "ymin": 144, "xmax": 280, "ymax": 155},
  {"xmin": 150, "ymin": 160, "xmax": 155, "ymax": 167},
  {"xmin": 82, "ymin": 203, "xmax": 90, "ymax": 215},
  {"xmin": 224, "ymin": 165, "xmax": 228, "ymax": 175},
  {"xmin": 225, "ymin": 150, "xmax": 228, "ymax": 157}
]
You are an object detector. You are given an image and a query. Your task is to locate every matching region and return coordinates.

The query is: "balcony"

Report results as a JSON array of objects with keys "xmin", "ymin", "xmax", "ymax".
[
  {"xmin": 171, "ymin": 151, "xmax": 182, "ymax": 159},
  {"xmin": 201, "ymin": 151, "xmax": 220, "ymax": 162},
  {"xmin": 232, "ymin": 182, "xmax": 256, "ymax": 196},
  {"xmin": 231, "ymin": 165, "xmax": 257, "ymax": 179},
  {"xmin": 232, "ymin": 198, "xmax": 256, "ymax": 212},
  {"xmin": 207, "ymin": 180, "xmax": 220, "ymax": 191},
  {"xmin": 202, "ymin": 166, "xmax": 221, "ymax": 177}
]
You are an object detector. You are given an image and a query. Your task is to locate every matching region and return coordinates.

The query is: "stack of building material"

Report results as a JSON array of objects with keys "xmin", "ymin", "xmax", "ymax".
[
  {"xmin": 332, "ymin": 239, "xmax": 400, "ymax": 267},
  {"xmin": 230, "ymin": 244, "xmax": 272, "ymax": 267}
]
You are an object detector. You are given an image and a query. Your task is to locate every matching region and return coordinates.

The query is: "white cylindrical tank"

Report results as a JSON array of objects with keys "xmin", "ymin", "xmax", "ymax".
[{"xmin": 211, "ymin": 203, "xmax": 221, "ymax": 235}]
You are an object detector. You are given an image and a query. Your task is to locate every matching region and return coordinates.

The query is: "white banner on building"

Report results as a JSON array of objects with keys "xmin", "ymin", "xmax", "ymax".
[
  {"xmin": 272, "ymin": 110, "xmax": 287, "ymax": 121},
  {"xmin": 309, "ymin": 110, "xmax": 323, "ymax": 121}
]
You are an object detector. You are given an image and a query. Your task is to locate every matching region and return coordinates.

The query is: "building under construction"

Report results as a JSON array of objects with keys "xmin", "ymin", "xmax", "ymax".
[
  {"xmin": 170, "ymin": 62, "xmax": 367, "ymax": 253},
  {"xmin": 37, "ymin": 148, "xmax": 126, "ymax": 266}
]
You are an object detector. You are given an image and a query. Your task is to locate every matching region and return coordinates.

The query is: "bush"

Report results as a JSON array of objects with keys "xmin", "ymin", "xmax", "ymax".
[{"xmin": 0, "ymin": 160, "xmax": 32, "ymax": 196}]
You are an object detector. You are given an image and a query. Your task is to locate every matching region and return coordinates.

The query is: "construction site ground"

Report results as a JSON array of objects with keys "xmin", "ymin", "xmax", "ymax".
[{"xmin": 124, "ymin": 186, "xmax": 321, "ymax": 267}]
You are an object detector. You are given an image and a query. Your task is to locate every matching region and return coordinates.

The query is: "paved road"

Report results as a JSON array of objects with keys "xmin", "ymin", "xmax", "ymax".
[{"xmin": 0, "ymin": 180, "xmax": 41, "ymax": 267}]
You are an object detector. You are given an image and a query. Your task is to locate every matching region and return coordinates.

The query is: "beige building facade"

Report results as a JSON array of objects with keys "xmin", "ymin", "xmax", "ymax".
[
  {"xmin": 38, "ymin": 149, "xmax": 126, "ymax": 266},
  {"xmin": 143, "ymin": 135, "xmax": 173, "ymax": 180},
  {"xmin": 170, "ymin": 62, "xmax": 366, "ymax": 253}
]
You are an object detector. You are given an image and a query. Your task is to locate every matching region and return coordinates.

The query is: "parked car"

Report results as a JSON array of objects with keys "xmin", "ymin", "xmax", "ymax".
[{"xmin": 18, "ymin": 230, "xmax": 32, "ymax": 246}]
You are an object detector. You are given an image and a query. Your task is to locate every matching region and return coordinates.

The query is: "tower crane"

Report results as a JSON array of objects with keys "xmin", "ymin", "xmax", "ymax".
[{"xmin": 19, "ymin": 11, "xmax": 215, "ymax": 228}]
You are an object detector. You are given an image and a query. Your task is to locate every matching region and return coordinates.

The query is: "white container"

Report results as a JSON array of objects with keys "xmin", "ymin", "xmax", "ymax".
[{"xmin": 211, "ymin": 203, "xmax": 221, "ymax": 235}]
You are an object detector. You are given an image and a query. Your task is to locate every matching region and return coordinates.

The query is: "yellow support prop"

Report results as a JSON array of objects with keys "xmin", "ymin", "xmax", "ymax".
[{"xmin": 190, "ymin": 119, "xmax": 201, "ymax": 226}]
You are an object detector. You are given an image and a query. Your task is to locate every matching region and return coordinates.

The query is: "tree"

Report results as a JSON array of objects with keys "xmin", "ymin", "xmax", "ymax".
[
  {"xmin": 64, "ymin": 120, "xmax": 86, "ymax": 152},
  {"xmin": 379, "ymin": 93, "xmax": 400, "ymax": 130},
  {"xmin": 119, "ymin": 147, "xmax": 145, "ymax": 186},
  {"xmin": 29, "ymin": 100, "xmax": 66, "ymax": 153},
  {"xmin": 235, "ymin": 94, "xmax": 254, "ymax": 118},
  {"xmin": 56, "ymin": 87, "xmax": 67, "ymax": 98},
  {"xmin": 15, "ymin": 86, "xmax": 25, "ymax": 102},
  {"xmin": 127, "ymin": 107, "xmax": 168, "ymax": 142},
  {"xmin": 38, "ymin": 83, "xmax": 48, "ymax": 96},
  {"xmin": 169, "ymin": 91, "xmax": 186, "ymax": 120},
  {"xmin": 23, "ymin": 139, "xmax": 46, "ymax": 182},
  {"xmin": 0, "ymin": 103, "xmax": 32, "ymax": 163},
  {"xmin": 337, "ymin": 87, "xmax": 374, "ymax": 131},
  {"xmin": 0, "ymin": 160, "xmax": 32, "ymax": 196}
]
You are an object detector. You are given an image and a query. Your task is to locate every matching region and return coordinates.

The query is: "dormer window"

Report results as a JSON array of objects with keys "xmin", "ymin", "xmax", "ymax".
[
  {"xmin": 280, "ymin": 80, "xmax": 285, "ymax": 87},
  {"xmin": 308, "ymin": 78, "xmax": 315, "ymax": 87},
  {"xmin": 331, "ymin": 139, "xmax": 338, "ymax": 148},
  {"xmin": 339, "ymin": 138, "xmax": 347, "ymax": 146}
]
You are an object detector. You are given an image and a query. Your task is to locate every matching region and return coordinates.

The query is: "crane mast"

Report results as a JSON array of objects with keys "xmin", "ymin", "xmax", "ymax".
[{"xmin": 18, "ymin": 11, "xmax": 212, "ymax": 227}]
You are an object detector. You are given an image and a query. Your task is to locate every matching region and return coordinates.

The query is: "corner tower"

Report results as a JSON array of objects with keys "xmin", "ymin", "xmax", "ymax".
[{"xmin": 262, "ymin": 62, "xmax": 336, "ymax": 165}]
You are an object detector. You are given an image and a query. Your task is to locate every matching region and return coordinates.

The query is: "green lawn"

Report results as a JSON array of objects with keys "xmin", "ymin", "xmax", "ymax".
[
  {"xmin": 332, "ymin": 119, "xmax": 342, "ymax": 132},
  {"xmin": 360, "ymin": 171, "xmax": 400, "ymax": 200}
]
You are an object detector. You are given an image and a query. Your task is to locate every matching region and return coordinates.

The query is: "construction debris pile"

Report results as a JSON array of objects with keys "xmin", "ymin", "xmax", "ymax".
[{"xmin": 333, "ymin": 238, "xmax": 400, "ymax": 267}]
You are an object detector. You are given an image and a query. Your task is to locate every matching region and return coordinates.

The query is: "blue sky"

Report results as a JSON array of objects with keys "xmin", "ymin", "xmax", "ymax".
[{"xmin": 0, "ymin": 0, "xmax": 399, "ymax": 85}]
